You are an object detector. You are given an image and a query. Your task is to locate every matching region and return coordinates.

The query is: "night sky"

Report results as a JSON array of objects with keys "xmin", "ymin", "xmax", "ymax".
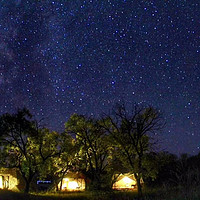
[{"xmin": 0, "ymin": 0, "xmax": 199, "ymax": 155}]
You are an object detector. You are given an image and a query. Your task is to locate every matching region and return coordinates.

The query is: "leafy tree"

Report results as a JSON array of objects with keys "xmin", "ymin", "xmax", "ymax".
[
  {"xmin": 0, "ymin": 109, "xmax": 60, "ymax": 193},
  {"xmin": 0, "ymin": 108, "xmax": 38, "ymax": 192},
  {"xmin": 150, "ymin": 151, "xmax": 178, "ymax": 187},
  {"xmin": 65, "ymin": 114, "xmax": 112, "ymax": 190},
  {"xmin": 47, "ymin": 131, "xmax": 77, "ymax": 191},
  {"xmin": 31, "ymin": 128, "xmax": 61, "ymax": 189},
  {"xmin": 102, "ymin": 104, "xmax": 164, "ymax": 199}
]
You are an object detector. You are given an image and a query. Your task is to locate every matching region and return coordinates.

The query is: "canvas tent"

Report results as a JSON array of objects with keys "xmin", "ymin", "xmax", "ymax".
[
  {"xmin": 58, "ymin": 172, "xmax": 85, "ymax": 191},
  {"xmin": 113, "ymin": 173, "xmax": 143, "ymax": 190},
  {"xmin": 0, "ymin": 168, "xmax": 19, "ymax": 191}
]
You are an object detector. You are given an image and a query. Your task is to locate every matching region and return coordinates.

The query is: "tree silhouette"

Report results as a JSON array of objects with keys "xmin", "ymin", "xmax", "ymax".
[
  {"xmin": 102, "ymin": 104, "xmax": 164, "ymax": 199},
  {"xmin": 0, "ymin": 108, "xmax": 59, "ymax": 193}
]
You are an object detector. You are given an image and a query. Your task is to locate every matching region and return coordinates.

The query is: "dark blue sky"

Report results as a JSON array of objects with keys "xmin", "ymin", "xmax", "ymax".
[{"xmin": 0, "ymin": 0, "xmax": 199, "ymax": 155}]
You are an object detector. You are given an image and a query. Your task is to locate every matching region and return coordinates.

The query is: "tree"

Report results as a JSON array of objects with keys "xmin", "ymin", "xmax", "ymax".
[
  {"xmin": 149, "ymin": 151, "xmax": 178, "ymax": 187},
  {"xmin": 0, "ymin": 108, "xmax": 38, "ymax": 192},
  {"xmin": 0, "ymin": 109, "xmax": 60, "ymax": 193},
  {"xmin": 65, "ymin": 114, "xmax": 112, "ymax": 190},
  {"xmin": 47, "ymin": 131, "xmax": 77, "ymax": 191},
  {"xmin": 31, "ymin": 128, "xmax": 61, "ymax": 190},
  {"xmin": 102, "ymin": 104, "xmax": 164, "ymax": 198}
]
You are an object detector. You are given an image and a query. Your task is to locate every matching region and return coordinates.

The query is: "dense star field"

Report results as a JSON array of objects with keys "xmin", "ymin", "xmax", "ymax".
[{"xmin": 0, "ymin": 0, "xmax": 199, "ymax": 155}]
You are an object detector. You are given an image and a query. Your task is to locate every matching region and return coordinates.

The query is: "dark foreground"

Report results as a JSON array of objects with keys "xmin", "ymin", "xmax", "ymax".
[
  {"xmin": 0, "ymin": 188, "xmax": 200, "ymax": 200},
  {"xmin": 0, "ymin": 190, "xmax": 143, "ymax": 200}
]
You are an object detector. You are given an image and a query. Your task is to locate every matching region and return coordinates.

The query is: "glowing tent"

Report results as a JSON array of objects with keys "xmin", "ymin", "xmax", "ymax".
[
  {"xmin": 113, "ymin": 173, "xmax": 143, "ymax": 190},
  {"xmin": 58, "ymin": 172, "xmax": 85, "ymax": 191},
  {"xmin": 0, "ymin": 168, "xmax": 19, "ymax": 191}
]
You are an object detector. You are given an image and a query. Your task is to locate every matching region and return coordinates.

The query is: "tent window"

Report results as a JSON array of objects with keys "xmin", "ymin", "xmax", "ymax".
[
  {"xmin": 4, "ymin": 176, "xmax": 9, "ymax": 189},
  {"xmin": 0, "ymin": 176, "xmax": 3, "ymax": 188},
  {"xmin": 0, "ymin": 175, "xmax": 9, "ymax": 189}
]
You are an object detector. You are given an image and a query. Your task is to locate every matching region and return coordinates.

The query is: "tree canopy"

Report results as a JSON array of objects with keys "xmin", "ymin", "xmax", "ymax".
[
  {"xmin": 101, "ymin": 104, "xmax": 165, "ymax": 198},
  {"xmin": 0, "ymin": 105, "xmax": 167, "ymax": 195}
]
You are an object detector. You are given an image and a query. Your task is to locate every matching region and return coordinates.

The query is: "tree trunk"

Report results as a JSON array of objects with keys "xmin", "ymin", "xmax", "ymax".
[
  {"xmin": 24, "ymin": 180, "xmax": 31, "ymax": 193},
  {"xmin": 22, "ymin": 171, "xmax": 35, "ymax": 193},
  {"xmin": 89, "ymin": 173, "xmax": 102, "ymax": 191},
  {"xmin": 136, "ymin": 176, "xmax": 142, "ymax": 200},
  {"xmin": 137, "ymin": 156, "xmax": 143, "ymax": 200},
  {"xmin": 56, "ymin": 183, "xmax": 59, "ymax": 191},
  {"xmin": 60, "ymin": 178, "xmax": 63, "ymax": 191},
  {"xmin": 84, "ymin": 177, "xmax": 89, "ymax": 191}
]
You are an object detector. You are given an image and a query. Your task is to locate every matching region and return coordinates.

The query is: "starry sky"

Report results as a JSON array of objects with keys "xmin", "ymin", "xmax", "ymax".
[{"xmin": 0, "ymin": 0, "xmax": 199, "ymax": 155}]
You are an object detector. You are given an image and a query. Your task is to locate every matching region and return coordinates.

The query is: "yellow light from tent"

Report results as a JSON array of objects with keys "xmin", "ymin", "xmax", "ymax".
[
  {"xmin": 61, "ymin": 178, "xmax": 69, "ymax": 190},
  {"xmin": 68, "ymin": 181, "xmax": 79, "ymax": 190},
  {"xmin": 0, "ymin": 176, "xmax": 3, "ymax": 189},
  {"xmin": 122, "ymin": 176, "xmax": 133, "ymax": 184}
]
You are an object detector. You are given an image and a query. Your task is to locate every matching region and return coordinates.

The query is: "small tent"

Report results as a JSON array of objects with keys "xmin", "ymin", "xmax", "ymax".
[
  {"xmin": 0, "ymin": 168, "xmax": 19, "ymax": 191},
  {"xmin": 58, "ymin": 172, "xmax": 85, "ymax": 191},
  {"xmin": 113, "ymin": 173, "xmax": 143, "ymax": 190}
]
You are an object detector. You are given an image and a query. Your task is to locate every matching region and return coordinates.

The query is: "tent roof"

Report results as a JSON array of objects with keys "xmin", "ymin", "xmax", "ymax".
[
  {"xmin": 0, "ymin": 168, "xmax": 18, "ymax": 177},
  {"xmin": 115, "ymin": 173, "xmax": 136, "ymax": 182}
]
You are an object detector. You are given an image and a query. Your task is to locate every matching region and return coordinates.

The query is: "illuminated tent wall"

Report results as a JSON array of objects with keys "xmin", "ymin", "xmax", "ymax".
[
  {"xmin": 0, "ymin": 168, "xmax": 19, "ymax": 191},
  {"xmin": 113, "ymin": 173, "xmax": 143, "ymax": 190},
  {"xmin": 58, "ymin": 172, "xmax": 85, "ymax": 191}
]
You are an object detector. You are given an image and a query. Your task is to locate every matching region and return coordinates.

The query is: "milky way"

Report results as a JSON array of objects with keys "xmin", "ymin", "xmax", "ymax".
[{"xmin": 0, "ymin": 0, "xmax": 199, "ymax": 155}]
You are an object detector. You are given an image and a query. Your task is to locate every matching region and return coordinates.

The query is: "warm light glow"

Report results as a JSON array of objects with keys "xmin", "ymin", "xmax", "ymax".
[
  {"xmin": 61, "ymin": 178, "xmax": 79, "ymax": 190},
  {"xmin": 62, "ymin": 182, "xmax": 67, "ymax": 189},
  {"xmin": 122, "ymin": 176, "xmax": 133, "ymax": 184},
  {"xmin": 68, "ymin": 181, "xmax": 79, "ymax": 189},
  {"xmin": 61, "ymin": 178, "xmax": 69, "ymax": 190},
  {"xmin": 0, "ymin": 176, "xmax": 3, "ymax": 189},
  {"xmin": 113, "ymin": 174, "xmax": 137, "ymax": 190}
]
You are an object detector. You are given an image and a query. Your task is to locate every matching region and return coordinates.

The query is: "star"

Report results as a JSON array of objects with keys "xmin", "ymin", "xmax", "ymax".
[{"xmin": 0, "ymin": 0, "xmax": 199, "ymax": 155}]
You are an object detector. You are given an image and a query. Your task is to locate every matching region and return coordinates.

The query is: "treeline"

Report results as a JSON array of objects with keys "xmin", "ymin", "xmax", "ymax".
[
  {"xmin": 0, "ymin": 105, "xmax": 199, "ymax": 199},
  {"xmin": 149, "ymin": 152, "xmax": 200, "ymax": 192}
]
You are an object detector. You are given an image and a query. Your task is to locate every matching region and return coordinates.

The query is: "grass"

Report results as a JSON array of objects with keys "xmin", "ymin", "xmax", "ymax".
[
  {"xmin": 0, "ymin": 189, "xmax": 157, "ymax": 200},
  {"xmin": 1, "ymin": 187, "xmax": 200, "ymax": 200},
  {"xmin": 0, "ymin": 190, "xmax": 88, "ymax": 200},
  {"xmin": 0, "ymin": 190, "xmax": 139, "ymax": 200}
]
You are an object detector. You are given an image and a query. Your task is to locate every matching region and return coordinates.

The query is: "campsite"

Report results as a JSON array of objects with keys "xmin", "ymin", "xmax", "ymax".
[
  {"xmin": 0, "ymin": 0, "xmax": 199, "ymax": 199},
  {"xmin": 1, "ymin": 109, "xmax": 200, "ymax": 200}
]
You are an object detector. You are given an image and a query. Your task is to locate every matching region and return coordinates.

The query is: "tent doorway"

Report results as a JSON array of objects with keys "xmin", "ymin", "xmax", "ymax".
[{"xmin": 0, "ymin": 175, "xmax": 9, "ymax": 189}]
